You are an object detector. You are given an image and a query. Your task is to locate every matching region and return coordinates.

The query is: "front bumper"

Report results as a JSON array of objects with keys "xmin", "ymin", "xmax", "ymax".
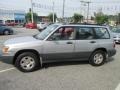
[{"xmin": 0, "ymin": 51, "xmax": 14, "ymax": 64}]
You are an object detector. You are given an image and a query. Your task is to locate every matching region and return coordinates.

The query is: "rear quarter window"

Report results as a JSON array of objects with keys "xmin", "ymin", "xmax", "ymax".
[{"xmin": 94, "ymin": 27, "xmax": 110, "ymax": 39}]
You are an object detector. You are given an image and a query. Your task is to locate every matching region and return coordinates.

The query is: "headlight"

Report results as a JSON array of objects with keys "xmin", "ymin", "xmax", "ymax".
[{"xmin": 2, "ymin": 46, "xmax": 9, "ymax": 54}]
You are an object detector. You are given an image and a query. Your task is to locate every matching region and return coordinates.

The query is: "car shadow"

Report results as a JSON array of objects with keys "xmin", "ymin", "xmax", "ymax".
[
  {"xmin": 106, "ymin": 57, "xmax": 115, "ymax": 63},
  {"xmin": 42, "ymin": 57, "xmax": 115, "ymax": 69},
  {"xmin": 42, "ymin": 61, "xmax": 89, "ymax": 69}
]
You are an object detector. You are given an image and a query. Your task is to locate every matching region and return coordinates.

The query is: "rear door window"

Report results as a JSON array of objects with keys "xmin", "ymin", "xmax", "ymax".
[{"xmin": 75, "ymin": 27, "xmax": 95, "ymax": 40}]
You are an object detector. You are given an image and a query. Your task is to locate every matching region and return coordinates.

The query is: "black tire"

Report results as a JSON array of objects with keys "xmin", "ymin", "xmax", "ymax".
[
  {"xmin": 4, "ymin": 30, "xmax": 10, "ymax": 35},
  {"xmin": 15, "ymin": 52, "xmax": 40, "ymax": 72},
  {"xmin": 89, "ymin": 50, "xmax": 106, "ymax": 66}
]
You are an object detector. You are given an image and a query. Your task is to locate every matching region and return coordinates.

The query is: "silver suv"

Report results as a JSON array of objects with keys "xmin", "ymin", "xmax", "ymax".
[{"xmin": 1, "ymin": 24, "xmax": 116, "ymax": 72}]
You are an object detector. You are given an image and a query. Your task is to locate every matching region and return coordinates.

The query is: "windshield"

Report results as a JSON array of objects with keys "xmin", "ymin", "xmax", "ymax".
[
  {"xmin": 34, "ymin": 24, "xmax": 59, "ymax": 40},
  {"xmin": 111, "ymin": 28, "xmax": 120, "ymax": 33}
]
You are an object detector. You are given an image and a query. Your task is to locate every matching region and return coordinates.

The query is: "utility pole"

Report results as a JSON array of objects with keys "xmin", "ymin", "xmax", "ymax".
[
  {"xmin": 31, "ymin": 0, "xmax": 34, "ymax": 23},
  {"xmin": 87, "ymin": 1, "xmax": 90, "ymax": 23},
  {"xmin": 53, "ymin": 1, "xmax": 55, "ymax": 23},
  {"xmin": 62, "ymin": 0, "xmax": 65, "ymax": 22},
  {"xmin": 81, "ymin": 1, "xmax": 91, "ymax": 23}
]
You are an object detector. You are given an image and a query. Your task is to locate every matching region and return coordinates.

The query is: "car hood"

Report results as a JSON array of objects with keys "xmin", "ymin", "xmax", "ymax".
[{"xmin": 4, "ymin": 36, "xmax": 40, "ymax": 45}]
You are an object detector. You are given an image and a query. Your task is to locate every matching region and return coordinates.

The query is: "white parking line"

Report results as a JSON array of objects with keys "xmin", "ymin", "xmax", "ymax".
[
  {"xmin": 115, "ymin": 83, "xmax": 120, "ymax": 90},
  {"xmin": 0, "ymin": 68, "xmax": 15, "ymax": 73}
]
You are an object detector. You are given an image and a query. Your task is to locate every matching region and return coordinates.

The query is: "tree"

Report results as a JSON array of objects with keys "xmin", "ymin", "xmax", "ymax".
[
  {"xmin": 72, "ymin": 13, "xmax": 83, "ymax": 23},
  {"xmin": 48, "ymin": 13, "xmax": 57, "ymax": 22},
  {"xmin": 118, "ymin": 13, "xmax": 120, "ymax": 24},
  {"xmin": 25, "ymin": 8, "xmax": 38, "ymax": 23},
  {"xmin": 91, "ymin": 16, "xmax": 94, "ymax": 20},
  {"xmin": 94, "ymin": 12, "xmax": 108, "ymax": 24},
  {"xmin": 111, "ymin": 13, "xmax": 120, "ymax": 25}
]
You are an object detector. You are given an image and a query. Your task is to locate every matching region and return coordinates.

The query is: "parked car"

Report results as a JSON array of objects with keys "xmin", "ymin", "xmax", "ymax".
[
  {"xmin": 1, "ymin": 24, "xmax": 116, "ymax": 72},
  {"xmin": 22, "ymin": 22, "xmax": 26, "ymax": 27},
  {"xmin": 37, "ymin": 22, "xmax": 49, "ymax": 31},
  {"xmin": 111, "ymin": 27, "xmax": 120, "ymax": 43},
  {"xmin": 25, "ymin": 22, "xmax": 37, "ymax": 29},
  {"xmin": 0, "ymin": 24, "xmax": 14, "ymax": 35},
  {"xmin": 6, "ymin": 22, "xmax": 18, "ymax": 26},
  {"xmin": 0, "ymin": 23, "xmax": 6, "ymax": 26}
]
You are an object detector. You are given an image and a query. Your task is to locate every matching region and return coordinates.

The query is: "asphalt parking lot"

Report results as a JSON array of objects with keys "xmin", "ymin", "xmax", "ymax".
[{"xmin": 0, "ymin": 27, "xmax": 120, "ymax": 90}]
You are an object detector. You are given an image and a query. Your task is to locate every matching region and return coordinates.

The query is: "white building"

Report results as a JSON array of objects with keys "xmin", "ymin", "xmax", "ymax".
[{"xmin": 0, "ymin": 9, "xmax": 25, "ymax": 24}]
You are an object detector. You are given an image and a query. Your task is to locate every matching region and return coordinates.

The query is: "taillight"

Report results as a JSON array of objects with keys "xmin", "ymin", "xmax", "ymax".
[{"xmin": 113, "ymin": 41, "xmax": 116, "ymax": 48}]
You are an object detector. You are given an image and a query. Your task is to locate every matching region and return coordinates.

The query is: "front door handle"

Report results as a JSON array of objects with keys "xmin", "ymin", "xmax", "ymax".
[
  {"xmin": 67, "ymin": 42, "xmax": 73, "ymax": 44},
  {"xmin": 90, "ymin": 41, "xmax": 96, "ymax": 43}
]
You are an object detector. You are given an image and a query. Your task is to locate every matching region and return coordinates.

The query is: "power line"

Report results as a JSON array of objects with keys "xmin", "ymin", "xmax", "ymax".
[{"xmin": 70, "ymin": 0, "xmax": 120, "ymax": 3}]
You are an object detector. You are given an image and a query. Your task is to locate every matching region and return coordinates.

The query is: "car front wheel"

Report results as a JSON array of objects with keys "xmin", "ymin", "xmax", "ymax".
[
  {"xmin": 89, "ymin": 50, "xmax": 106, "ymax": 66},
  {"xmin": 15, "ymin": 52, "xmax": 40, "ymax": 72}
]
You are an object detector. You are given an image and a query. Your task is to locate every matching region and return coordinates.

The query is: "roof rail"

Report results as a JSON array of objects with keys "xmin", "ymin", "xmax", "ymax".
[{"xmin": 69, "ymin": 23, "xmax": 106, "ymax": 26}]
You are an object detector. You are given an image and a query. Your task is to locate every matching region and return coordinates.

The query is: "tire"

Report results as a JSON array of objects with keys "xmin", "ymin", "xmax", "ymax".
[
  {"xmin": 15, "ymin": 52, "xmax": 40, "ymax": 72},
  {"xmin": 89, "ymin": 50, "xmax": 106, "ymax": 66},
  {"xmin": 4, "ymin": 30, "xmax": 10, "ymax": 35}
]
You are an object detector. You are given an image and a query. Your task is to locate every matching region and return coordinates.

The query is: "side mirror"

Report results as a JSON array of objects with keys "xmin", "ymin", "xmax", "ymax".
[
  {"xmin": 48, "ymin": 33, "xmax": 61, "ymax": 41},
  {"xmin": 48, "ymin": 36, "xmax": 56, "ymax": 41}
]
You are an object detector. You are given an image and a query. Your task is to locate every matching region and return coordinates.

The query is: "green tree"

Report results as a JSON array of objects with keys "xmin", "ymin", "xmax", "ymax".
[
  {"xmin": 48, "ymin": 13, "xmax": 57, "ymax": 22},
  {"xmin": 118, "ymin": 13, "xmax": 120, "ymax": 24},
  {"xmin": 72, "ymin": 13, "xmax": 83, "ymax": 23},
  {"xmin": 25, "ymin": 8, "xmax": 38, "ymax": 23},
  {"xmin": 94, "ymin": 12, "xmax": 108, "ymax": 24}
]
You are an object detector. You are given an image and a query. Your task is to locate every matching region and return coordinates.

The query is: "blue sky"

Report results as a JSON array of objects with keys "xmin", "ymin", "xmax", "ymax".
[{"xmin": 0, "ymin": 0, "xmax": 120, "ymax": 17}]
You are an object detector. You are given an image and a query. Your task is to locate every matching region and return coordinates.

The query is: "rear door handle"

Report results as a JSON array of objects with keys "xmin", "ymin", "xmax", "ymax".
[
  {"xmin": 90, "ymin": 41, "xmax": 96, "ymax": 43},
  {"xmin": 67, "ymin": 42, "xmax": 73, "ymax": 44}
]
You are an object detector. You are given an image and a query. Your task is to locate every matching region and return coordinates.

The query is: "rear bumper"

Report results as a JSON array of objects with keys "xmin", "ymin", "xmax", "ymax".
[
  {"xmin": 108, "ymin": 49, "xmax": 116, "ymax": 57},
  {"xmin": 10, "ymin": 30, "xmax": 14, "ymax": 34}
]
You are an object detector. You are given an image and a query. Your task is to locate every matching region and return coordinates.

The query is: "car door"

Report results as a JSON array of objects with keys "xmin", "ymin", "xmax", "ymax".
[
  {"xmin": 74, "ymin": 26, "xmax": 98, "ymax": 60},
  {"xmin": 42, "ymin": 26, "xmax": 75, "ymax": 62}
]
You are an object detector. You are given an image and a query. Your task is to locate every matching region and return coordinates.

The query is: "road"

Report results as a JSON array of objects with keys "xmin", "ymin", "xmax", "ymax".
[{"xmin": 0, "ymin": 27, "xmax": 120, "ymax": 90}]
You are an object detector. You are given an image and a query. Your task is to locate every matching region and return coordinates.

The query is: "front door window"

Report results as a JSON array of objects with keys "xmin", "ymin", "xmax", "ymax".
[{"xmin": 48, "ymin": 27, "xmax": 75, "ymax": 41}]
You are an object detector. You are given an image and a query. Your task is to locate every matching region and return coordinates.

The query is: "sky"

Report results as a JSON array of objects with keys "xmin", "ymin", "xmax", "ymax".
[{"xmin": 0, "ymin": 0, "xmax": 120, "ymax": 18}]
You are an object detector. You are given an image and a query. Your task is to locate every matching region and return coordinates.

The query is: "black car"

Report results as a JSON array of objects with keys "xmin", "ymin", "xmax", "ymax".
[{"xmin": 0, "ymin": 24, "xmax": 14, "ymax": 35}]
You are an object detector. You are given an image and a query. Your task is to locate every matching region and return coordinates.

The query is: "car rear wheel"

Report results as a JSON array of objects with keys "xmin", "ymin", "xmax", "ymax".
[
  {"xmin": 15, "ymin": 52, "xmax": 40, "ymax": 72},
  {"xmin": 4, "ymin": 30, "xmax": 10, "ymax": 35},
  {"xmin": 89, "ymin": 50, "xmax": 106, "ymax": 66}
]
